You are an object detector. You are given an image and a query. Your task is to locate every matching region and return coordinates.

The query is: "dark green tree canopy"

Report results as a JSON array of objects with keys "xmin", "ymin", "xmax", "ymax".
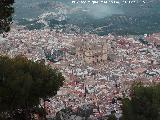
[
  {"xmin": 0, "ymin": 0, "xmax": 14, "ymax": 33},
  {"xmin": 0, "ymin": 55, "xmax": 64, "ymax": 119},
  {"xmin": 121, "ymin": 83, "xmax": 160, "ymax": 120},
  {"xmin": 107, "ymin": 114, "xmax": 117, "ymax": 120}
]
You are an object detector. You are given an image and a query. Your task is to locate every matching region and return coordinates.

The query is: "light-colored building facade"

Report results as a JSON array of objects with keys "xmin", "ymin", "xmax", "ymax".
[{"xmin": 75, "ymin": 40, "xmax": 108, "ymax": 65}]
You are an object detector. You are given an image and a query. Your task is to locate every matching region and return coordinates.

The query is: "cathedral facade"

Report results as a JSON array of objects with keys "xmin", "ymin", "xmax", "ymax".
[{"xmin": 75, "ymin": 40, "xmax": 108, "ymax": 65}]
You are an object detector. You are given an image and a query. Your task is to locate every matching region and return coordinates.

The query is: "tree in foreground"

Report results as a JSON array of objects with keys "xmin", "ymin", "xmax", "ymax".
[
  {"xmin": 0, "ymin": 0, "xmax": 14, "ymax": 33},
  {"xmin": 107, "ymin": 113, "xmax": 117, "ymax": 120},
  {"xmin": 0, "ymin": 55, "xmax": 64, "ymax": 120},
  {"xmin": 120, "ymin": 83, "xmax": 160, "ymax": 120}
]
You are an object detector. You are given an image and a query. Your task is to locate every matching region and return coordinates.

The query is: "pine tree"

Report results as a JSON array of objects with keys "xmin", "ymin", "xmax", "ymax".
[
  {"xmin": 0, "ymin": 55, "xmax": 64, "ymax": 119},
  {"xmin": 0, "ymin": 0, "xmax": 14, "ymax": 33}
]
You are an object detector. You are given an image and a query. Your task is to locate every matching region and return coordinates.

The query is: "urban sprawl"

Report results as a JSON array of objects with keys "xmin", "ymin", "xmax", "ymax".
[{"xmin": 0, "ymin": 26, "xmax": 160, "ymax": 119}]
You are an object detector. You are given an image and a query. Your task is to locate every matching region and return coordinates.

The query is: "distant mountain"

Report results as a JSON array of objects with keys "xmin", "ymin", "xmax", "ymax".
[{"xmin": 13, "ymin": 0, "xmax": 160, "ymax": 35}]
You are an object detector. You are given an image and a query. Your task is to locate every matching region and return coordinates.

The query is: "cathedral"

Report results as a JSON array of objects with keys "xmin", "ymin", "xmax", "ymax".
[{"xmin": 75, "ymin": 39, "xmax": 108, "ymax": 65}]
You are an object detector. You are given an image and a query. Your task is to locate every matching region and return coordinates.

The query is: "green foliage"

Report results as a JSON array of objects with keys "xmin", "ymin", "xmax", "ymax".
[
  {"xmin": 107, "ymin": 114, "xmax": 117, "ymax": 120},
  {"xmin": 0, "ymin": 55, "xmax": 64, "ymax": 119},
  {"xmin": 0, "ymin": 0, "xmax": 14, "ymax": 33},
  {"xmin": 121, "ymin": 83, "xmax": 160, "ymax": 120}
]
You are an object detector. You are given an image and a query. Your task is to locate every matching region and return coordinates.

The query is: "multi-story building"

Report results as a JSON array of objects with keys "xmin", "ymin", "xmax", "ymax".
[{"xmin": 75, "ymin": 40, "xmax": 108, "ymax": 65}]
